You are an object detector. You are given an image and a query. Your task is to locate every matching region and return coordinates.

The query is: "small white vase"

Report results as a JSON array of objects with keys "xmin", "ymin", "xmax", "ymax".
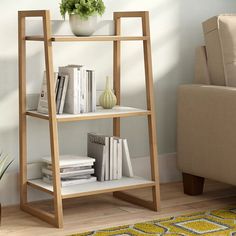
[{"xmin": 69, "ymin": 14, "xmax": 98, "ymax": 36}]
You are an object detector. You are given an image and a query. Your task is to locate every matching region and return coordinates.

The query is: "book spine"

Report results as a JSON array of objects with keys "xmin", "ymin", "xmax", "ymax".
[
  {"xmin": 37, "ymin": 72, "xmax": 58, "ymax": 114},
  {"xmin": 109, "ymin": 137, "xmax": 114, "ymax": 180},
  {"xmin": 61, "ymin": 176, "xmax": 97, "ymax": 187},
  {"xmin": 122, "ymin": 139, "xmax": 134, "ymax": 177},
  {"xmin": 117, "ymin": 139, "xmax": 122, "ymax": 179},
  {"xmin": 78, "ymin": 69, "xmax": 84, "ymax": 113},
  {"xmin": 56, "ymin": 76, "xmax": 64, "ymax": 114},
  {"xmin": 92, "ymin": 70, "xmax": 96, "ymax": 112},
  {"xmin": 76, "ymin": 70, "xmax": 81, "ymax": 114},
  {"xmin": 59, "ymin": 67, "xmax": 78, "ymax": 114},
  {"xmin": 113, "ymin": 139, "xmax": 118, "ymax": 179},
  {"xmin": 86, "ymin": 70, "xmax": 89, "ymax": 112},
  {"xmin": 58, "ymin": 75, "xmax": 69, "ymax": 114},
  {"xmin": 104, "ymin": 136, "xmax": 110, "ymax": 181}
]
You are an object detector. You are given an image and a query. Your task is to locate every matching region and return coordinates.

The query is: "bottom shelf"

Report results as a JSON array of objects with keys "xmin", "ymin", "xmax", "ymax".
[{"xmin": 28, "ymin": 177, "xmax": 155, "ymax": 199}]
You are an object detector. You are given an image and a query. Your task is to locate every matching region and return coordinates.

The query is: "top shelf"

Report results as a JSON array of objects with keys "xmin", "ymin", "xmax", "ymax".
[{"xmin": 25, "ymin": 35, "xmax": 149, "ymax": 42}]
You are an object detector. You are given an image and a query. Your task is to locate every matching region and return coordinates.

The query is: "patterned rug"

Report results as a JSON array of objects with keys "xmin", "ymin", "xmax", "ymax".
[{"xmin": 71, "ymin": 206, "xmax": 236, "ymax": 236}]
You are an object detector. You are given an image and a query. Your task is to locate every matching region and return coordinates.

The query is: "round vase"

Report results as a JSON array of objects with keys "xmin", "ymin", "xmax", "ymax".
[
  {"xmin": 69, "ymin": 14, "xmax": 98, "ymax": 36},
  {"xmin": 99, "ymin": 76, "xmax": 117, "ymax": 109}
]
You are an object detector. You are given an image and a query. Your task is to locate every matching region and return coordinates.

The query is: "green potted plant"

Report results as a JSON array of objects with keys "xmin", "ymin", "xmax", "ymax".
[
  {"xmin": 60, "ymin": 0, "xmax": 106, "ymax": 36},
  {"xmin": 0, "ymin": 152, "xmax": 13, "ymax": 225}
]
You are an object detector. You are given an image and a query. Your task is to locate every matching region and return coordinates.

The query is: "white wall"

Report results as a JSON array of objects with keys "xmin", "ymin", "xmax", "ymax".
[{"xmin": 1, "ymin": 0, "xmax": 236, "ymax": 206}]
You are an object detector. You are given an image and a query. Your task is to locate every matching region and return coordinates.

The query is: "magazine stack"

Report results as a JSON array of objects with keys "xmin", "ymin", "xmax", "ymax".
[{"xmin": 42, "ymin": 155, "xmax": 96, "ymax": 187}]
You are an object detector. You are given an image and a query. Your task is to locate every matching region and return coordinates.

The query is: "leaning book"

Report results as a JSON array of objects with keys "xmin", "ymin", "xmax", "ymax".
[{"xmin": 37, "ymin": 71, "xmax": 58, "ymax": 114}]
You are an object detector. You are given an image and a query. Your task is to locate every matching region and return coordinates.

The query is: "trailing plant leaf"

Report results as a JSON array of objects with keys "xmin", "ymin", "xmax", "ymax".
[
  {"xmin": 0, "ymin": 160, "xmax": 13, "ymax": 180},
  {"xmin": 0, "ymin": 152, "xmax": 13, "ymax": 181},
  {"xmin": 60, "ymin": 0, "xmax": 105, "ymax": 20}
]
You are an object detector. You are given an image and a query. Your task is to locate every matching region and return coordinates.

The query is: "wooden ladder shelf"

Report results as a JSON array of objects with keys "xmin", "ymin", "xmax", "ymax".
[{"xmin": 18, "ymin": 10, "xmax": 161, "ymax": 228}]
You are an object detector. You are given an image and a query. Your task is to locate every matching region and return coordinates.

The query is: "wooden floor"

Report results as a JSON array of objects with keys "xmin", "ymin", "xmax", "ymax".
[{"xmin": 1, "ymin": 181, "xmax": 236, "ymax": 236}]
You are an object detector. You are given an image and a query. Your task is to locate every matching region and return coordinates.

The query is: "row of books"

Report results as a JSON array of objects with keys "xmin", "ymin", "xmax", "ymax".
[
  {"xmin": 42, "ymin": 155, "xmax": 96, "ymax": 187},
  {"xmin": 37, "ymin": 65, "xmax": 96, "ymax": 115},
  {"xmin": 87, "ymin": 133, "xmax": 134, "ymax": 182}
]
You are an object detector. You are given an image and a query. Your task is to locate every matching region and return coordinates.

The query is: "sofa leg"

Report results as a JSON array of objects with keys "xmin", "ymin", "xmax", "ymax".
[{"xmin": 182, "ymin": 173, "xmax": 205, "ymax": 196}]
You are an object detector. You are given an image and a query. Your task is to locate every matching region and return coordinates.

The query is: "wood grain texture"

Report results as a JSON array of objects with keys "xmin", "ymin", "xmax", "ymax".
[
  {"xmin": 142, "ymin": 11, "xmax": 161, "ymax": 211},
  {"xmin": 25, "ymin": 35, "xmax": 149, "ymax": 42},
  {"xmin": 1, "ymin": 181, "xmax": 236, "ymax": 236},
  {"xmin": 113, "ymin": 12, "xmax": 121, "ymax": 138},
  {"xmin": 18, "ymin": 11, "xmax": 28, "ymax": 208},
  {"xmin": 42, "ymin": 10, "xmax": 63, "ymax": 228}
]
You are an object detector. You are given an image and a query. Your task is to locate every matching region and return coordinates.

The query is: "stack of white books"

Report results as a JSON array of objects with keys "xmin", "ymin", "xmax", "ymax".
[
  {"xmin": 42, "ymin": 155, "xmax": 96, "ymax": 187},
  {"xmin": 87, "ymin": 133, "xmax": 134, "ymax": 182}
]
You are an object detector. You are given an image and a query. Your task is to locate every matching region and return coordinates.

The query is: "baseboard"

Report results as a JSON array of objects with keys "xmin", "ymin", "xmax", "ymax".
[{"xmin": 0, "ymin": 153, "xmax": 181, "ymax": 206}]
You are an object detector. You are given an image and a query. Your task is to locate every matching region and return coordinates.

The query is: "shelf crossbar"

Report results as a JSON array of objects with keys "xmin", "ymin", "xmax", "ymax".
[
  {"xmin": 25, "ymin": 35, "xmax": 149, "ymax": 42},
  {"xmin": 26, "ymin": 106, "xmax": 151, "ymax": 122}
]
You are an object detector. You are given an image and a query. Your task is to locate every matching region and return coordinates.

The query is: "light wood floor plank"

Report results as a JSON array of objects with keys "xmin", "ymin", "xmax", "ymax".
[{"xmin": 1, "ymin": 180, "xmax": 236, "ymax": 236}]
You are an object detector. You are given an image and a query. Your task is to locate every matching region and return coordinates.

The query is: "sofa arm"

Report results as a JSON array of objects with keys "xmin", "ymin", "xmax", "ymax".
[{"xmin": 177, "ymin": 84, "xmax": 236, "ymax": 185}]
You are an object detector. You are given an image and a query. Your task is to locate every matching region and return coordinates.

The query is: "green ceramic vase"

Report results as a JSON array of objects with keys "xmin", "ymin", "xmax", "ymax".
[{"xmin": 99, "ymin": 76, "xmax": 117, "ymax": 109}]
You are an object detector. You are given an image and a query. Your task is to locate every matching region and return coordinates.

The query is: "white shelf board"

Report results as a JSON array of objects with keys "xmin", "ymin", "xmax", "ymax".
[
  {"xmin": 26, "ymin": 106, "xmax": 151, "ymax": 122},
  {"xmin": 28, "ymin": 177, "xmax": 155, "ymax": 199}
]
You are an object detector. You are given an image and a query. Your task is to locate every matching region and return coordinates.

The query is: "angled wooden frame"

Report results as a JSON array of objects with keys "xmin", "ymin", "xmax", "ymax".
[
  {"xmin": 19, "ymin": 10, "xmax": 63, "ymax": 228},
  {"xmin": 112, "ymin": 11, "xmax": 161, "ymax": 211},
  {"xmin": 18, "ymin": 10, "xmax": 160, "ymax": 228}
]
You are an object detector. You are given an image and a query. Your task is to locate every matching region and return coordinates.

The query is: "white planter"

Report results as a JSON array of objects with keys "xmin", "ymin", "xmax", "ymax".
[{"xmin": 69, "ymin": 14, "xmax": 98, "ymax": 36}]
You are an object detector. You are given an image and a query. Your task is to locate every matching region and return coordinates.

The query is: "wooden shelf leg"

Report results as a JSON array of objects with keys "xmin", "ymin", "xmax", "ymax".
[
  {"xmin": 142, "ymin": 12, "xmax": 161, "ymax": 211},
  {"xmin": 42, "ymin": 11, "xmax": 63, "ymax": 228},
  {"xmin": 18, "ymin": 11, "xmax": 28, "ymax": 208},
  {"xmin": 113, "ymin": 13, "xmax": 121, "ymax": 137},
  {"xmin": 113, "ymin": 190, "xmax": 154, "ymax": 210}
]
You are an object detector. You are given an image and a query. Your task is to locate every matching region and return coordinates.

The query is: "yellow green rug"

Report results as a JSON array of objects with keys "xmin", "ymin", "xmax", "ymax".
[{"xmin": 71, "ymin": 206, "xmax": 236, "ymax": 236}]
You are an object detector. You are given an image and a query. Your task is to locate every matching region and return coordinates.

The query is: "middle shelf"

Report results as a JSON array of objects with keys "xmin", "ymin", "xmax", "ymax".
[{"xmin": 26, "ymin": 106, "xmax": 151, "ymax": 122}]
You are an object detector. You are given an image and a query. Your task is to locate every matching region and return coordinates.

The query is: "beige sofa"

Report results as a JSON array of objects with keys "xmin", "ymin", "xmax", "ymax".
[{"xmin": 177, "ymin": 15, "xmax": 236, "ymax": 195}]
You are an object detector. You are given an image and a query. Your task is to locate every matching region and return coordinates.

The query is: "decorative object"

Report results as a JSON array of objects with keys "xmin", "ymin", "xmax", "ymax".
[
  {"xmin": 0, "ymin": 152, "xmax": 13, "ymax": 225},
  {"xmin": 60, "ymin": 0, "xmax": 105, "ymax": 36},
  {"xmin": 71, "ymin": 206, "xmax": 236, "ymax": 235},
  {"xmin": 99, "ymin": 76, "xmax": 117, "ymax": 109}
]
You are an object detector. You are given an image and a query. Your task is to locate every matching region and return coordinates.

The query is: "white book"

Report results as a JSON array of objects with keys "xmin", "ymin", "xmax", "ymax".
[
  {"xmin": 113, "ymin": 139, "xmax": 118, "ymax": 180},
  {"xmin": 109, "ymin": 137, "xmax": 114, "ymax": 180},
  {"xmin": 42, "ymin": 155, "xmax": 95, "ymax": 168},
  {"xmin": 37, "ymin": 71, "xmax": 58, "ymax": 114},
  {"xmin": 66, "ymin": 65, "xmax": 86, "ymax": 113},
  {"xmin": 91, "ymin": 70, "xmax": 96, "ymax": 112},
  {"xmin": 43, "ymin": 176, "xmax": 97, "ymax": 187},
  {"xmin": 58, "ymin": 75, "xmax": 69, "ymax": 114},
  {"xmin": 114, "ymin": 138, "xmax": 122, "ymax": 179},
  {"xmin": 86, "ymin": 70, "xmax": 89, "ymax": 112},
  {"xmin": 122, "ymin": 139, "xmax": 134, "ymax": 177},
  {"xmin": 79, "ymin": 67, "xmax": 86, "ymax": 113},
  {"xmin": 59, "ymin": 66, "xmax": 80, "ymax": 114},
  {"xmin": 42, "ymin": 167, "xmax": 94, "ymax": 178}
]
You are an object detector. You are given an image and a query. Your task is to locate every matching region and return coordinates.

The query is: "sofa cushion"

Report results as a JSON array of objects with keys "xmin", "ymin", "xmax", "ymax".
[
  {"xmin": 203, "ymin": 15, "xmax": 236, "ymax": 87},
  {"xmin": 194, "ymin": 46, "xmax": 211, "ymax": 85}
]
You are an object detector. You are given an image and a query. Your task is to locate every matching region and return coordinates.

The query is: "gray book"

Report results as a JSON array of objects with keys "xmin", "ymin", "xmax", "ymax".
[
  {"xmin": 56, "ymin": 76, "xmax": 64, "ymax": 113},
  {"xmin": 58, "ymin": 75, "xmax": 69, "ymax": 114},
  {"xmin": 87, "ymin": 133, "xmax": 109, "ymax": 181}
]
